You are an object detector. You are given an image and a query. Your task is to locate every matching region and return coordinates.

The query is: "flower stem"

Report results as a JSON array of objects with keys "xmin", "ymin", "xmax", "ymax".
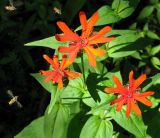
[
  {"xmin": 81, "ymin": 53, "xmax": 86, "ymax": 85},
  {"xmin": 61, "ymin": 96, "xmax": 91, "ymax": 99}
]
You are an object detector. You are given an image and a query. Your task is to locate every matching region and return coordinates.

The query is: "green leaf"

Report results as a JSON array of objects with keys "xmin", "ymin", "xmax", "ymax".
[
  {"xmin": 148, "ymin": 96, "xmax": 159, "ymax": 108},
  {"xmin": 25, "ymin": 36, "xmax": 67, "ymax": 50},
  {"xmin": 112, "ymin": 0, "xmax": 140, "ymax": 18},
  {"xmin": 96, "ymin": 6, "xmax": 121, "ymax": 26},
  {"xmin": 106, "ymin": 29, "xmax": 137, "ymax": 37},
  {"xmin": 31, "ymin": 73, "xmax": 60, "ymax": 113},
  {"xmin": 102, "ymin": 68, "xmax": 122, "ymax": 87},
  {"xmin": 150, "ymin": 45, "xmax": 160, "ymax": 56},
  {"xmin": 44, "ymin": 104, "xmax": 71, "ymax": 138},
  {"xmin": 80, "ymin": 116, "xmax": 113, "ymax": 138},
  {"xmin": 15, "ymin": 117, "xmax": 45, "ymax": 138},
  {"xmin": 60, "ymin": 77, "xmax": 85, "ymax": 103},
  {"xmin": 89, "ymin": 61, "xmax": 107, "ymax": 75},
  {"xmin": 146, "ymin": 31, "xmax": 160, "ymax": 40},
  {"xmin": 142, "ymin": 73, "xmax": 160, "ymax": 91},
  {"xmin": 108, "ymin": 34, "xmax": 151, "ymax": 58},
  {"xmin": 110, "ymin": 107, "xmax": 147, "ymax": 138},
  {"xmin": 138, "ymin": 6, "xmax": 154, "ymax": 20},
  {"xmin": 48, "ymin": 87, "xmax": 60, "ymax": 113},
  {"xmin": 85, "ymin": 92, "xmax": 115, "ymax": 116},
  {"xmin": 86, "ymin": 73, "xmax": 106, "ymax": 102},
  {"xmin": 151, "ymin": 57, "xmax": 160, "ymax": 70},
  {"xmin": 31, "ymin": 73, "xmax": 56, "ymax": 93}
]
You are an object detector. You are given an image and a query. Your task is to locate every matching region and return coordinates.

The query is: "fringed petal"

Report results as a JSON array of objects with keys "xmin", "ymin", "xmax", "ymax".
[
  {"xmin": 64, "ymin": 70, "xmax": 81, "ymax": 79},
  {"xmin": 134, "ymin": 91, "xmax": 155, "ymax": 97},
  {"xmin": 43, "ymin": 54, "xmax": 59, "ymax": 69},
  {"xmin": 83, "ymin": 47, "xmax": 96, "ymax": 67},
  {"xmin": 134, "ymin": 97, "xmax": 152, "ymax": 106},
  {"xmin": 126, "ymin": 100, "xmax": 131, "ymax": 117},
  {"xmin": 129, "ymin": 70, "xmax": 134, "ymax": 88},
  {"xmin": 85, "ymin": 11, "xmax": 99, "ymax": 36},
  {"xmin": 84, "ymin": 46, "xmax": 106, "ymax": 56},
  {"xmin": 79, "ymin": 11, "xmax": 87, "ymax": 36},
  {"xmin": 116, "ymin": 99, "xmax": 125, "ymax": 112},
  {"xmin": 56, "ymin": 21, "xmax": 80, "ymax": 41},
  {"xmin": 134, "ymin": 74, "xmax": 146, "ymax": 89},
  {"xmin": 89, "ymin": 26, "xmax": 112, "ymax": 41},
  {"xmin": 89, "ymin": 37, "xmax": 115, "ymax": 44},
  {"xmin": 131, "ymin": 102, "xmax": 141, "ymax": 116}
]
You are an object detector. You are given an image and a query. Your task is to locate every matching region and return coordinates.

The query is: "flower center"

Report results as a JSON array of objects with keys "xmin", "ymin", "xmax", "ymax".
[
  {"xmin": 80, "ymin": 37, "xmax": 88, "ymax": 47},
  {"xmin": 55, "ymin": 69, "xmax": 64, "ymax": 76},
  {"xmin": 127, "ymin": 92, "xmax": 132, "ymax": 98}
]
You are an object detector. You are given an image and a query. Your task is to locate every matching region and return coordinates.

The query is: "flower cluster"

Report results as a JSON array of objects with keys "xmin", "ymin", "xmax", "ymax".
[
  {"xmin": 40, "ymin": 10, "xmax": 155, "ymax": 117},
  {"xmin": 41, "ymin": 11, "xmax": 114, "ymax": 89}
]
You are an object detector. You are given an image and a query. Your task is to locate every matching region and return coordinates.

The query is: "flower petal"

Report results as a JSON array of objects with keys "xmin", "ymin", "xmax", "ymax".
[
  {"xmin": 43, "ymin": 54, "xmax": 59, "ymax": 69},
  {"xmin": 89, "ymin": 37, "xmax": 115, "ymax": 44},
  {"xmin": 133, "ymin": 74, "xmax": 146, "ymax": 88},
  {"xmin": 104, "ymin": 88, "xmax": 119, "ymax": 93},
  {"xmin": 126, "ymin": 100, "xmax": 131, "ymax": 117},
  {"xmin": 85, "ymin": 11, "xmax": 99, "ymax": 36},
  {"xmin": 55, "ymin": 34, "xmax": 78, "ymax": 42},
  {"xmin": 57, "ymin": 77, "xmax": 63, "ymax": 89},
  {"xmin": 111, "ymin": 96, "xmax": 125, "ymax": 105},
  {"xmin": 58, "ymin": 45, "xmax": 77, "ymax": 53},
  {"xmin": 60, "ymin": 55, "xmax": 68, "ymax": 70},
  {"xmin": 134, "ymin": 91, "xmax": 155, "ymax": 97},
  {"xmin": 40, "ymin": 70, "xmax": 55, "ymax": 82},
  {"xmin": 79, "ymin": 11, "xmax": 87, "ymax": 36},
  {"xmin": 89, "ymin": 26, "xmax": 112, "ymax": 41},
  {"xmin": 112, "ymin": 76, "xmax": 123, "ymax": 88},
  {"xmin": 69, "ymin": 45, "xmax": 81, "ymax": 62},
  {"xmin": 134, "ymin": 97, "xmax": 152, "ymax": 106},
  {"xmin": 84, "ymin": 46, "xmax": 106, "ymax": 56},
  {"xmin": 116, "ymin": 99, "xmax": 125, "ymax": 112},
  {"xmin": 83, "ymin": 46, "xmax": 96, "ymax": 67},
  {"xmin": 129, "ymin": 70, "xmax": 134, "ymax": 88},
  {"xmin": 56, "ymin": 21, "xmax": 80, "ymax": 41},
  {"xmin": 64, "ymin": 70, "xmax": 81, "ymax": 79},
  {"xmin": 52, "ymin": 55, "xmax": 59, "ymax": 69},
  {"xmin": 131, "ymin": 102, "xmax": 141, "ymax": 116}
]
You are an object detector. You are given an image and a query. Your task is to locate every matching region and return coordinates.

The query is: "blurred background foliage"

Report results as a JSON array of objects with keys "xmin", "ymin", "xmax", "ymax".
[{"xmin": 0, "ymin": 0, "xmax": 160, "ymax": 137}]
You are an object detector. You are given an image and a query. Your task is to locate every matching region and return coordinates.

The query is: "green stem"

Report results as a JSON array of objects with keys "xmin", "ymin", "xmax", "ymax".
[
  {"xmin": 81, "ymin": 53, "xmax": 86, "ymax": 85},
  {"xmin": 101, "ymin": 42, "xmax": 110, "ymax": 75},
  {"xmin": 61, "ymin": 96, "xmax": 91, "ymax": 99}
]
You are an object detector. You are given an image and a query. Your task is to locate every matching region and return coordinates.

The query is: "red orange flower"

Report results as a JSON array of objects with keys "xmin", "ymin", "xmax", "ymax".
[
  {"xmin": 40, "ymin": 54, "xmax": 81, "ymax": 89},
  {"xmin": 55, "ymin": 11, "xmax": 115, "ymax": 67},
  {"xmin": 104, "ymin": 71, "xmax": 154, "ymax": 117}
]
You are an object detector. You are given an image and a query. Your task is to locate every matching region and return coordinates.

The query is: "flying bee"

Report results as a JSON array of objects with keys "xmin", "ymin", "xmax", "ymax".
[
  {"xmin": 5, "ymin": 0, "xmax": 16, "ymax": 11},
  {"xmin": 5, "ymin": 5, "xmax": 16, "ymax": 11},
  {"xmin": 53, "ymin": 7, "xmax": 61, "ymax": 15},
  {"xmin": 7, "ymin": 90, "xmax": 22, "ymax": 108}
]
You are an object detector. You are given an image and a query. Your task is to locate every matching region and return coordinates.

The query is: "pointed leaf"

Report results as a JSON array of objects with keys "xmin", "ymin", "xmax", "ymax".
[
  {"xmin": 25, "ymin": 36, "xmax": 67, "ymax": 50},
  {"xmin": 15, "ymin": 117, "xmax": 45, "ymax": 138},
  {"xmin": 80, "ymin": 116, "xmax": 113, "ymax": 138},
  {"xmin": 137, "ymin": 6, "xmax": 154, "ymax": 20},
  {"xmin": 110, "ymin": 107, "xmax": 147, "ymax": 138},
  {"xmin": 44, "ymin": 104, "xmax": 70, "ymax": 138},
  {"xmin": 112, "ymin": 0, "xmax": 140, "ymax": 18},
  {"xmin": 31, "ymin": 73, "xmax": 56, "ymax": 93}
]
